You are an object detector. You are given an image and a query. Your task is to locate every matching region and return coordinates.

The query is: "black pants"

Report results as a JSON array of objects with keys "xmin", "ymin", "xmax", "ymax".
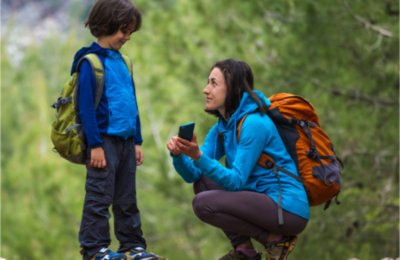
[
  {"xmin": 79, "ymin": 136, "xmax": 146, "ymax": 259},
  {"xmin": 193, "ymin": 176, "xmax": 308, "ymax": 247}
]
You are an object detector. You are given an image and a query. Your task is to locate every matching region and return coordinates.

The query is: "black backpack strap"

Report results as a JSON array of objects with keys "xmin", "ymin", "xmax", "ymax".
[
  {"xmin": 272, "ymin": 165, "xmax": 285, "ymax": 226},
  {"xmin": 258, "ymin": 153, "xmax": 303, "ymax": 182},
  {"xmin": 257, "ymin": 151, "xmax": 308, "ymax": 226},
  {"xmin": 52, "ymin": 96, "xmax": 72, "ymax": 110},
  {"xmin": 257, "ymin": 153, "xmax": 284, "ymax": 226}
]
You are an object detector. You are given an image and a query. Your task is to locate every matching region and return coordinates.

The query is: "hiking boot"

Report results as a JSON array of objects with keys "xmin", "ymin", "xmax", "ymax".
[
  {"xmin": 265, "ymin": 236, "xmax": 297, "ymax": 260},
  {"xmin": 126, "ymin": 247, "xmax": 159, "ymax": 260},
  {"xmin": 91, "ymin": 248, "xmax": 127, "ymax": 260},
  {"xmin": 219, "ymin": 249, "xmax": 262, "ymax": 260}
]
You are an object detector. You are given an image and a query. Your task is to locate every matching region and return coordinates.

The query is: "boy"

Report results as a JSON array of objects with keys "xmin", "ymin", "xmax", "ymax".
[{"xmin": 71, "ymin": 0, "xmax": 159, "ymax": 259}]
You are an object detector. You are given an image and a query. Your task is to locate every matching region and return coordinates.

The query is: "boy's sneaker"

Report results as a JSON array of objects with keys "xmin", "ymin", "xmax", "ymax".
[
  {"xmin": 126, "ymin": 247, "xmax": 158, "ymax": 260},
  {"xmin": 91, "ymin": 248, "xmax": 127, "ymax": 260},
  {"xmin": 265, "ymin": 236, "xmax": 297, "ymax": 260},
  {"xmin": 219, "ymin": 249, "xmax": 262, "ymax": 260}
]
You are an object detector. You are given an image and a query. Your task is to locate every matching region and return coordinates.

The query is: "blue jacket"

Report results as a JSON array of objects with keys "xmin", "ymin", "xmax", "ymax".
[
  {"xmin": 71, "ymin": 42, "xmax": 143, "ymax": 148},
  {"xmin": 172, "ymin": 90, "xmax": 309, "ymax": 220}
]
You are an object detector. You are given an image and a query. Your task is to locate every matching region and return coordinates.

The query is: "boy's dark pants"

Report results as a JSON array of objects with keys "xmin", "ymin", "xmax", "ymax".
[{"xmin": 79, "ymin": 136, "xmax": 146, "ymax": 259}]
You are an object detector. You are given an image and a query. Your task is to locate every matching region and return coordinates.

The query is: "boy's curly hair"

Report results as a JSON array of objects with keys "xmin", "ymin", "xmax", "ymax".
[{"xmin": 85, "ymin": 0, "xmax": 141, "ymax": 37}]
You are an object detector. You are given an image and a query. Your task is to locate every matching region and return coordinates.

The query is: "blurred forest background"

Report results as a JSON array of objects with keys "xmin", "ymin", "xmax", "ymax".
[{"xmin": 1, "ymin": 0, "xmax": 399, "ymax": 259}]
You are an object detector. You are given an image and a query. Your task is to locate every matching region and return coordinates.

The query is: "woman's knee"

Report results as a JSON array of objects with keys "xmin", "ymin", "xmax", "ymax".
[
  {"xmin": 193, "ymin": 176, "xmax": 222, "ymax": 194},
  {"xmin": 192, "ymin": 192, "xmax": 214, "ymax": 221}
]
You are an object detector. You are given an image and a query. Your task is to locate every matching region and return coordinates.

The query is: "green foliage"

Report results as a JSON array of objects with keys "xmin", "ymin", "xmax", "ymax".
[{"xmin": 2, "ymin": 0, "xmax": 398, "ymax": 259}]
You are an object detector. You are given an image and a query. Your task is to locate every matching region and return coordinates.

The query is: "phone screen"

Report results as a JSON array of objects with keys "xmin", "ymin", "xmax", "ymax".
[{"xmin": 178, "ymin": 122, "xmax": 195, "ymax": 141}]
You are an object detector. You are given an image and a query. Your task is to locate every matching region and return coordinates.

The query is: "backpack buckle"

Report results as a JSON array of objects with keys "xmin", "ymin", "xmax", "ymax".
[
  {"xmin": 258, "ymin": 153, "xmax": 275, "ymax": 169},
  {"xmin": 264, "ymin": 160, "xmax": 274, "ymax": 169},
  {"xmin": 307, "ymin": 149, "xmax": 319, "ymax": 160}
]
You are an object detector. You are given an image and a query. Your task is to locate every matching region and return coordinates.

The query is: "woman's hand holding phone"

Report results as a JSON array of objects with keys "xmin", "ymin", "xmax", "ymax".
[
  {"xmin": 166, "ymin": 122, "xmax": 202, "ymax": 160},
  {"xmin": 176, "ymin": 134, "xmax": 202, "ymax": 161}
]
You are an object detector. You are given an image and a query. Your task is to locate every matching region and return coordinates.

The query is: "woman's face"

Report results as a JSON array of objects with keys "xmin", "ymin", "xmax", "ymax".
[{"xmin": 203, "ymin": 67, "xmax": 228, "ymax": 117}]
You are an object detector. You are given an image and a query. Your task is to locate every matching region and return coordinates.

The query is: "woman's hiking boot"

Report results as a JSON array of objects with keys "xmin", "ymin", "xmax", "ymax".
[
  {"xmin": 219, "ymin": 249, "xmax": 262, "ymax": 260},
  {"xmin": 265, "ymin": 236, "xmax": 297, "ymax": 260}
]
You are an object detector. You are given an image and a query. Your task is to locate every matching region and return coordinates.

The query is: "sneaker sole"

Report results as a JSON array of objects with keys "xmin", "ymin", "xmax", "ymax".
[{"xmin": 127, "ymin": 256, "xmax": 168, "ymax": 260}]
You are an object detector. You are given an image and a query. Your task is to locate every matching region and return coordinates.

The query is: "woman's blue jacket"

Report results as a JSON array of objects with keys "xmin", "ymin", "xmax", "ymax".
[{"xmin": 172, "ymin": 90, "xmax": 309, "ymax": 220}]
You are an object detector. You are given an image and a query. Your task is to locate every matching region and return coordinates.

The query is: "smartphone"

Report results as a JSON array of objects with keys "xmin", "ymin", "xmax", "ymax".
[{"xmin": 178, "ymin": 122, "xmax": 195, "ymax": 141}]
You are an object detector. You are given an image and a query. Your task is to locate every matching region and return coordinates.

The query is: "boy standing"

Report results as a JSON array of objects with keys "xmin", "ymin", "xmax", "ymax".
[{"xmin": 71, "ymin": 0, "xmax": 159, "ymax": 259}]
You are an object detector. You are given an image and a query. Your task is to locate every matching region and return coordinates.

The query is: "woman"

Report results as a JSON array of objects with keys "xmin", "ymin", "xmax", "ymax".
[{"xmin": 166, "ymin": 59, "xmax": 309, "ymax": 260}]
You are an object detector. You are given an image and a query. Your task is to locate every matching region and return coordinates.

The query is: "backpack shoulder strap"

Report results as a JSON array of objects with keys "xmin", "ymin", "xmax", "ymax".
[
  {"xmin": 80, "ymin": 53, "xmax": 104, "ymax": 108},
  {"xmin": 236, "ymin": 114, "xmax": 249, "ymax": 142},
  {"xmin": 121, "ymin": 54, "xmax": 133, "ymax": 75},
  {"xmin": 236, "ymin": 110, "xmax": 265, "ymax": 142},
  {"xmin": 236, "ymin": 113, "xmax": 273, "ymax": 163}
]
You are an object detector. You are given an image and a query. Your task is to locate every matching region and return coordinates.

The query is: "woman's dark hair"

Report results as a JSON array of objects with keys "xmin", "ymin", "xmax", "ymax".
[
  {"xmin": 85, "ymin": 0, "xmax": 142, "ymax": 37},
  {"xmin": 207, "ymin": 59, "xmax": 267, "ymax": 118}
]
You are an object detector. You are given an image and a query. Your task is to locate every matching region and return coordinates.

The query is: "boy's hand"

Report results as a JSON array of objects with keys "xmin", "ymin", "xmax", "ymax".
[
  {"xmin": 90, "ymin": 147, "xmax": 107, "ymax": 168},
  {"xmin": 135, "ymin": 145, "xmax": 144, "ymax": 166}
]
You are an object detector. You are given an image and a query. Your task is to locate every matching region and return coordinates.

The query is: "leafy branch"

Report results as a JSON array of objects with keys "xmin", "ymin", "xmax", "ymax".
[
  {"xmin": 354, "ymin": 15, "xmax": 393, "ymax": 38},
  {"xmin": 330, "ymin": 88, "xmax": 397, "ymax": 107}
]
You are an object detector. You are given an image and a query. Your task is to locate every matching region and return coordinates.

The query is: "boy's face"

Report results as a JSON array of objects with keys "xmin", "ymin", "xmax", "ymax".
[{"xmin": 98, "ymin": 30, "xmax": 132, "ymax": 50}]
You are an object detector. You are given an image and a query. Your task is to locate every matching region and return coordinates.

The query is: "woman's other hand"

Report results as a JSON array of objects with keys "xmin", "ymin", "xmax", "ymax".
[{"xmin": 166, "ymin": 136, "xmax": 181, "ymax": 156}]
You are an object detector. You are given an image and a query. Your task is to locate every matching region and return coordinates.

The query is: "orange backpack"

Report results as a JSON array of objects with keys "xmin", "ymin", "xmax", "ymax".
[{"xmin": 238, "ymin": 93, "xmax": 342, "ymax": 210}]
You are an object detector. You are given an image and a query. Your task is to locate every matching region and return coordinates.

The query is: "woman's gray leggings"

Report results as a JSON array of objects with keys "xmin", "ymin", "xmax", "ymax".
[{"xmin": 192, "ymin": 176, "xmax": 308, "ymax": 247}]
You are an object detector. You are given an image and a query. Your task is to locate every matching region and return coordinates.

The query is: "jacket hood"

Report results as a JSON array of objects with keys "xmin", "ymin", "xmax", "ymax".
[
  {"xmin": 217, "ymin": 90, "xmax": 271, "ymax": 131},
  {"xmin": 215, "ymin": 90, "xmax": 270, "ymax": 165},
  {"xmin": 70, "ymin": 42, "xmax": 109, "ymax": 75}
]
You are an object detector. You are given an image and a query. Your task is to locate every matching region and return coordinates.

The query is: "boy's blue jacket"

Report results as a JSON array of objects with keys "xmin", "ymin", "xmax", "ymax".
[
  {"xmin": 71, "ymin": 42, "xmax": 143, "ymax": 148},
  {"xmin": 172, "ymin": 90, "xmax": 309, "ymax": 220}
]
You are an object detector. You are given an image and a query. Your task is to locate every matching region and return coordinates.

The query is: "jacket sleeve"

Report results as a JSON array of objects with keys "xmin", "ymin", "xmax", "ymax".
[
  {"xmin": 171, "ymin": 124, "xmax": 224, "ymax": 183},
  {"xmin": 78, "ymin": 60, "xmax": 103, "ymax": 148},
  {"xmin": 132, "ymin": 77, "xmax": 143, "ymax": 145},
  {"xmin": 194, "ymin": 115, "xmax": 271, "ymax": 190}
]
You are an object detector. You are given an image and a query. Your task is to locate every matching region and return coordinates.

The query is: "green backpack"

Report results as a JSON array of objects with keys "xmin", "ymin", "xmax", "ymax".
[{"xmin": 51, "ymin": 53, "xmax": 133, "ymax": 164}]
